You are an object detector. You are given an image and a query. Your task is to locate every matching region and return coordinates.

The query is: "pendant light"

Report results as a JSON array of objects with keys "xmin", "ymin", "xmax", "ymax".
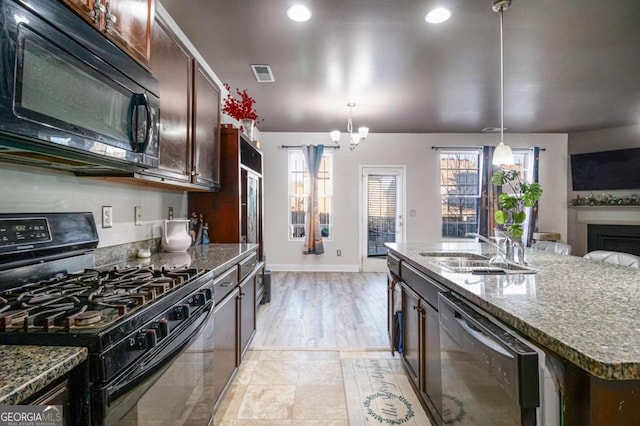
[{"xmin": 492, "ymin": 0, "xmax": 515, "ymax": 166}]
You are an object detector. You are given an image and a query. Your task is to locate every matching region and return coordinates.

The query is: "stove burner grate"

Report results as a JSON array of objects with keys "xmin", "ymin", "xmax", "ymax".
[{"xmin": 0, "ymin": 265, "xmax": 205, "ymax": 332}]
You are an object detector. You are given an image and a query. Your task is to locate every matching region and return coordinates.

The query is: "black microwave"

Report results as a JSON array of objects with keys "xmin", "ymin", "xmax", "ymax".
[{"xmin": 0, "ymin": 0, "xmax": 159, "ymax": 172}]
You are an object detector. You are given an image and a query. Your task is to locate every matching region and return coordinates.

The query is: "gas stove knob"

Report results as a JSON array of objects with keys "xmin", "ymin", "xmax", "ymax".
[
  {"xmin": 192, "ymin": 292, "xmax": 206, "ymax": 306},
  {"xmin": 203, "ymin": 288, "xmax": 213, "ymax": 301},
  {"xmin": 151, "ymin": 319, "xmax": 169, "ymax": 340},
  {"xmin": 137, "ymin": 329, "xmax": 157, "ymax": 350},
  {"xmin": 173, "ymin": 304, "xmax": 190, "ymax": 320}
]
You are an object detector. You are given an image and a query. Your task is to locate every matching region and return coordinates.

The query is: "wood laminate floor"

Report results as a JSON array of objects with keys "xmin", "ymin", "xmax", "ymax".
[{"xmin": 252, "ymin": 272, "xmax": 389, "ymax": 349}]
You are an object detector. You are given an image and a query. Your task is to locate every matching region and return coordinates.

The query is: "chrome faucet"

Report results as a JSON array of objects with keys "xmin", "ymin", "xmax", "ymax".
[
  {"xmin": 464, "ymin": 232, "xmax": 509, "ymax": 261},
  {"xmin": 465, "ymin": 232, "xmax": 523, "ymax": 264}
]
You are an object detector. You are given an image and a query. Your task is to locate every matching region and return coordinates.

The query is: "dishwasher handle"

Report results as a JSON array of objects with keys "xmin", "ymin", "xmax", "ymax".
[{"xmin": 454, "ymin": 312, "xmax": 513, "ymax": 358}]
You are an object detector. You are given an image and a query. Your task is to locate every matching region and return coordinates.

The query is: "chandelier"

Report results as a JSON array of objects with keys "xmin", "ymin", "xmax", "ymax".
[
  {"xmin": 330, "ymin": 102, "xmax": 369, "ymax": 151},
  {"xmin": 491, "ymin": 0, "xmax": 515, "ymax": 165}
]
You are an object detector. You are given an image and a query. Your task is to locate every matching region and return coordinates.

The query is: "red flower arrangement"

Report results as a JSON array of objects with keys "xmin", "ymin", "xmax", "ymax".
[{"xmin": 222, "ymin": 83, "xmax": 264, "ymax": 124}]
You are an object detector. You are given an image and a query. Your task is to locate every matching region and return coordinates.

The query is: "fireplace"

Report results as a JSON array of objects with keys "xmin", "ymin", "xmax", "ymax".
[{"xmin": 587, "ymin": 224, "xmax": 640, "ymax": 256}]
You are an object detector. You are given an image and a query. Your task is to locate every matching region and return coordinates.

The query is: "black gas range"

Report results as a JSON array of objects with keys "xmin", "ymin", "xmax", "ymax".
[{"xmin": 0, "ymin": 213, "xmax": 215, "ymax": 425}]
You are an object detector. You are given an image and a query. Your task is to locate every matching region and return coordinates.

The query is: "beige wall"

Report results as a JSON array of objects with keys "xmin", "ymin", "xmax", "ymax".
[
  {"xmin": 261, "ymin": 132, "xmax": 568, "ymax": 271},
  {"xmin": 566, "ymin": 124, "xmax": 640, "ymax": 255}
]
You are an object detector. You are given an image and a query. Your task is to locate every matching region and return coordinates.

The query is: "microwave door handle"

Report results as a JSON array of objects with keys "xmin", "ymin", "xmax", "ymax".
[{"xmin": 128, "ymin": 93, "xmax": 152, "ymax": 154}]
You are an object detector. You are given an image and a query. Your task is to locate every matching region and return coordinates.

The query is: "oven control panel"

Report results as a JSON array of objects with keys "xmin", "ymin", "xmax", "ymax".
[{"xmin": 0, "ymin": 217, "xmax": 51, "ymax": 246}]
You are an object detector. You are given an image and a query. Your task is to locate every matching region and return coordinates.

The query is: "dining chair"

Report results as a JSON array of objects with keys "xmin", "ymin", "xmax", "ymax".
[
  {"xmin": 582, "ymin": 250, "xmax": 640, "ymax": 268},
  {"xmin": 532, "ymin": 241, "xmax": 573, "ymax": 255}
]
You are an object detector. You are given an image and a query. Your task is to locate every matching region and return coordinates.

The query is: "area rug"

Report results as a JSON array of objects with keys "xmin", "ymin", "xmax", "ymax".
[{"xmin": 341, "ymin": 357, "xmax": 432, "ymax": 425}]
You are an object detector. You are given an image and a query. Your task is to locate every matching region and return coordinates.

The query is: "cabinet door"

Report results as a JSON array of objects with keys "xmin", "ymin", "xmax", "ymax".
[
  {"xmin": 61, "ymin": 0, "xmax": 102, "ymax": 28},
  {"xmin": 212, "ymin": 289, "xmax": 238, "ymax": 410},
  {"xmin": 103, "ymin": 0, "xmax": 154, "ymax": 69},
  {"xmin": 242, "ymin": 170, "xmax": 260, "ymax": 244},
  {"xmin": 192, "ymin": 64, "xmax": 221, "ymax": 187},
  {"xmin": 238, "ymin": 273, "xmax": 256, "ymax": 362},
  {"xmin": 424, "ymin": 302, "xmax": 443, "ymax": 418},
  {"xmin": 150, "ymin": 19, "xmax": 191, "ymax": 182},
  {"xmin": 401, "ymin": 283, "xmax": 421, "ymax": 390}
]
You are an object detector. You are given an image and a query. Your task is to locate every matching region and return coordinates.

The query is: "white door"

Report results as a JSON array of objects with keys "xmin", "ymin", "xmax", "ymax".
[{"xmin": 360, "ymin": 166, "xmax": 406, "ymax": 272}]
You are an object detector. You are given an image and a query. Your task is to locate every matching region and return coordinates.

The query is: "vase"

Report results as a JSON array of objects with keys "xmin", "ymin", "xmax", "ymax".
[{"xmin": 240, "ymin": 118, "xmax": 254, "ymax": 140}]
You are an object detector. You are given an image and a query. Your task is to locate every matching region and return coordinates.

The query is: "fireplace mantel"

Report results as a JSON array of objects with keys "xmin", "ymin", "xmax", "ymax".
[{"xmin": 571, "ymin": 205, "xmax": 640, "ymax": 255}]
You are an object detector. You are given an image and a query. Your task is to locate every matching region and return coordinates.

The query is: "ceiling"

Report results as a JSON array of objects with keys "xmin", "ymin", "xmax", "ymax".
[{"xmin": 159, "ymin": 0, "xmax": 640, "ymax": 135}]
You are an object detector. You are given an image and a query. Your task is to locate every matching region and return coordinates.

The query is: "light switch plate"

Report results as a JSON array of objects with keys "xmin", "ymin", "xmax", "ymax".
[
  {"xmin": 134, "ymin": 206, "xmax": 142, "ymax": 226},
  {"xmin": 102, "ymin": 206, "xmax": 113, "ymax": 228}
]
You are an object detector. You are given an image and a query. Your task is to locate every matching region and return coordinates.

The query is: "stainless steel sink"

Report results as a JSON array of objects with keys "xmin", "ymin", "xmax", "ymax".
[
  {"xmin": 435, "ymin": 258, "xmax": 537, "ymax": 275},
  {"xmin": 419, "ymin": 252, "xmax": 488, "ymax": 260}
]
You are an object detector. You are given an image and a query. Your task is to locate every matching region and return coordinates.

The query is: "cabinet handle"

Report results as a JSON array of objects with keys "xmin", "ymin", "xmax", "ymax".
[
  {"xmin": 92, "ymin": 0, "xmax": 106, "ymax": 24},
  {"xmin": 413, "ymin": 305, "xmax": 419, "ymax": 311},
  {"xmin": 220, "ymin": 281, "xmax": 234, "ymax": 287},
  {"xmin": 104, "ymin": 2, "xmax": 117, "ymax": 33},
  {"xmin": 240, "ymin": 291, "xmax": 246, "ymax": 297}
]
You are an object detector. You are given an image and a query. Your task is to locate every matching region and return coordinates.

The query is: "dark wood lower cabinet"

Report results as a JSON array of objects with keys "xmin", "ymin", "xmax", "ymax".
[
  {"xmin": 398, "ymin": 266, "xmax": 445, "ymax": 426},
  {"xmin": 401, "ymin": 283, "xmax": 421, "ymax": 389},
  {"xmin": 238, "ymin": 267, "xmax": 259, "ymax": 364},
  {"xmin": 211, "ymin": 255, "xmax": 263, "ymax": 413},
  {"xmin": 212, "ymin": 288, "xmax": 239, "ymax": 411}
]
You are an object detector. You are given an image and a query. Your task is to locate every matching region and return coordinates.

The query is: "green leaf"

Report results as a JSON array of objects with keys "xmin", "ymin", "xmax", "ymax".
[
  {"xmin": 513, "ymin": 211, "xmax": 526, "ymax": 224},
  {"xmin": 491, "ymin": 170, "xmax": 506, "ymax": 186},
  {"xmin": 507, "ymin": 224, "xmax": 524, "ymax": 238},
  {"xmin": 498, "ymin": 193, "xmax": 518, "ymax": 210},
  {"xmin": 495, "ymin": 210, "xmax": 508, "ymax": 225}
]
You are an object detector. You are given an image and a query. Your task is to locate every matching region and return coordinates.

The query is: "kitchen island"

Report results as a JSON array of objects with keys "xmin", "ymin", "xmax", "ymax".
[{"xmin": 387, "ymin": 242, "xmax": 640, "ymax": 425}]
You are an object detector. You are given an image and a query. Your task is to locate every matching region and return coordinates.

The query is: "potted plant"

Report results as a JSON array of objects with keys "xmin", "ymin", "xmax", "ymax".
[
  {"xmin": 222, "ymin": 83, "xmax": 264, "ymax": 141},
  {"xmin": 491, "ymin": 170, "xmax": 543, "ymax": 240}
]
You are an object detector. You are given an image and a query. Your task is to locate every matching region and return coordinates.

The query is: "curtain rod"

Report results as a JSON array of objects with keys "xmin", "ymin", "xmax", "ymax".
[
  {"xmin": 430, "ymin": 146, "xmax": 546, "ymax": 151},
  {"xmin": 280, "ymin": 144, "xmax": 340, "ymax": 149}
]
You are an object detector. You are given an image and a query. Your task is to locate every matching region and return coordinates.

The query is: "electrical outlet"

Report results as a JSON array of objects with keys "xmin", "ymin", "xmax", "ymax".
[
  {"xmin": 102, "ymin": 206, "xmax": 113, "ymax": 228},
  {"xmin": 134, "ymin": 206, "xmax": 142, "ymax": 226},
  {"xmin": 168, "ymin": 207, "xmax": 174, "ymax": 220},
  {"xmin": 337, "ymin": 249, "xmax": 342, "ymax": 256}
]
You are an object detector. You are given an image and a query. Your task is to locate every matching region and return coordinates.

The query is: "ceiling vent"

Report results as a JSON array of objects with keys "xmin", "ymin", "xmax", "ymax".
[{"xmin": 251, "ymin": 64, "xmax": 275, "ymax": 82}]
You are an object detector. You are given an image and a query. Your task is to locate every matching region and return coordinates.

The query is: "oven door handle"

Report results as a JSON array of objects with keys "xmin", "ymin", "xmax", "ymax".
[{"xmin": 105, "ymin": 301, "xmax": 213, "ymax": 403}]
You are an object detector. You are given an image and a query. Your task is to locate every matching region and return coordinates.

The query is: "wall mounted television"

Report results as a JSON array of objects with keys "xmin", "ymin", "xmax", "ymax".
[{"xmin": 570, "ymin": 147, "xmax": 640, "ymax": 191}]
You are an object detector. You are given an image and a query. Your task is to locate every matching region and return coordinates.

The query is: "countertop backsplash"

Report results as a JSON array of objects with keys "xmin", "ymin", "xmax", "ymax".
[{"xmin": 94, "ymin": 238, "xmax": 161, "ymax": 267}]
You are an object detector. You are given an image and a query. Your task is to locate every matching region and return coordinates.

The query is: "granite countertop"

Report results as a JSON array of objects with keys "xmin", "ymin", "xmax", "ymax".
[
  {"xmin": 0, "ymin": 345, "xmax": 87, "ymax": 404},
  {"xmin": 122, "ymin": 243, "xmax": 259, "ymax": 276},
  {"xmin": 386, "ymin": 242, "xmax": 640, "ymax": 380}
]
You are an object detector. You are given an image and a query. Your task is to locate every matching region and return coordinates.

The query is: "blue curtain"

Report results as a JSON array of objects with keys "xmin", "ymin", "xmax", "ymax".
[
  {"xmin": 479, "ymin": 146, "xmax": 501, "ymax": 237},
  {"xmin": 526, "ymin": 147, "xmax": 541, "ymax": 246},
  {"xmin": 302, "ymin": 144, "xmax": 325, "ymax": 255}
]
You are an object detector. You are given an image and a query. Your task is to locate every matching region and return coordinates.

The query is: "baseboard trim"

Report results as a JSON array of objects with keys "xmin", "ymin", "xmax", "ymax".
[{"xmin": 268, "ymin": 264, "xmax": 360, "ymax": 272}]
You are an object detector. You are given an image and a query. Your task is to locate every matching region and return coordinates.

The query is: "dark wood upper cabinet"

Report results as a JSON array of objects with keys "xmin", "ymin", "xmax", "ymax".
[
  {"xmin": 192, "ymin": 65, "xmax": 221, "ymax": 188},
  {"xmin": 189, "ymin": 128, "xmax": 263, "ymax": 259},
  {"xmin": 150, "ymin": 18, "xmax": 191, "ymax": 183},
  {"xmin": 138, "ymin": 14, "xmax": 220, "ymax": 191},
  {"xmin": 61, "ymin": 0, "xmax": 154, "ymax": 69}
]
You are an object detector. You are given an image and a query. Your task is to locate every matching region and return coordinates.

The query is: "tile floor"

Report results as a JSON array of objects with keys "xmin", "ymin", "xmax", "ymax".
[{"xmin": 213, "ymin": 349, "xmax": 395, "ymax": 425}]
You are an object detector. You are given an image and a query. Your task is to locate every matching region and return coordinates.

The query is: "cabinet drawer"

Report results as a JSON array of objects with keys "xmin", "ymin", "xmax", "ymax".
[
  {"xmin": 401, "ymin": 263, "xmax": 447, "ymax": 310},
  {"xmin": 238, "ymin": 252, "xmax": 258, "ymax": 282},
  {"xmin": 214, "ymin": 267, "xmax": 238, "ymax": 305},
  {"xmin": 387, "ymin": 253, "xmax": 401, "ymax": 277}
]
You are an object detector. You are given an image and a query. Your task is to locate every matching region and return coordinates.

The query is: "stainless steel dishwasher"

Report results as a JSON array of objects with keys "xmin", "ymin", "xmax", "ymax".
[{"xmin": 438, "ymin": 292, "xmax": 540, "ymax": 426}]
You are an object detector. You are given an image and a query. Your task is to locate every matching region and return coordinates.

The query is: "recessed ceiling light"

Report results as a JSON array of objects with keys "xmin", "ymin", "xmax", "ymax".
[
  {"xmin": 425, "ymin": 7, "xmax": 451, "ymax": 24},
  {"xmin": 287, "ymin": 5, "xmax": 311, "ymax": 22}
]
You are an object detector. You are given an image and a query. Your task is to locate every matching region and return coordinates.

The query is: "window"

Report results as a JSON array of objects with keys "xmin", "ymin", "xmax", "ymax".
[
  {"xmin": 288, "ymin": 149, "xmax": 333, "ymax": 239},
  {"xmin": 440, "ymin": 150, "xmax": 482, "ymax": 238}
]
